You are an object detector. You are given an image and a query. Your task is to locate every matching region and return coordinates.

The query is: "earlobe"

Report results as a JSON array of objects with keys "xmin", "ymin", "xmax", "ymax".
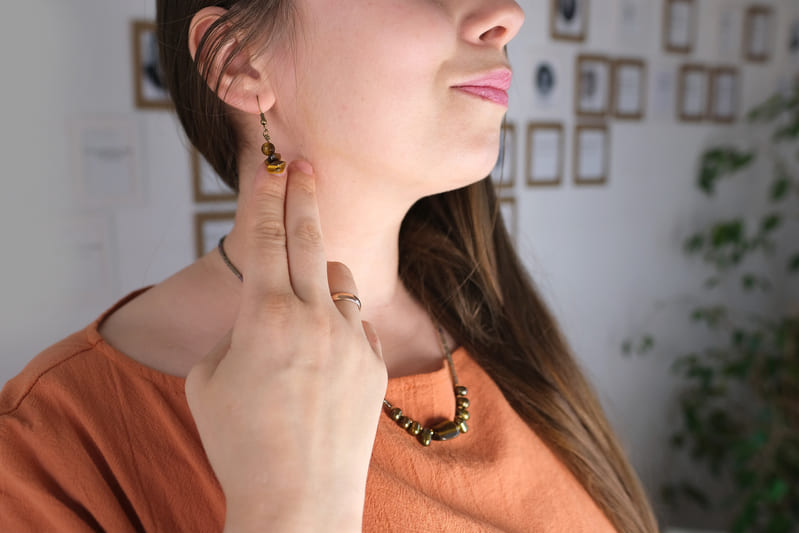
[{"xmin": 187, "ymin": 7, "xmax": 274, "ymax": 115}]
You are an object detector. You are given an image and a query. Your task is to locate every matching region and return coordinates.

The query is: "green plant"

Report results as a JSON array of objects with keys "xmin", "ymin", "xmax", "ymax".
[{"xmin": 623, "ymin": 86, "xmax": 799, "ymax": 532}]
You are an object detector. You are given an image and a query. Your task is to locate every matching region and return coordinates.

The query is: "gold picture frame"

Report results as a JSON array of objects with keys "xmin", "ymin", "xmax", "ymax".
[
  {"xmin": 192, "ymin": 149, "xmax": 237, "ymax": 203},
  {"xmin": 574, "ymin": 123, "xmax": 609, "ymax": 186},
  {"xmin": 132, "ymin": 20, "xmax": 172, "ymax": 110},
  {"xmin": 611, "ymin": 58, "xmax": 647, "ymax": 120},
  {"xmin": 709, "ymin": 67, "xmax": 739, "ymax": 123},
  {"xmin": 663, "ymin": 0, "xmax": 696, "ymax": 54},
  {"xmin": 194, "ymin": 211, "xmax": 236, "ymax": 259},
  {"xmin": 575, "ymin": 54, "xmax": 611, "ymax": 118},
  {"xmin": 743, "ymin": 5, "xmax": 774, "ymax": 63},
  {"xmin": 677, "ymin": 63, "xmax": 709, "ymax": 122},
  {"xmin": 550, "ymin": 0, "xmax": 589, "ymax": 42},
  {"xmin": 491, "ymin": 122, "xmax": 517, "ymax": 189},
  {"xmin": 526, "ymin": 122, "xmax": 564, "ymax": 187}
]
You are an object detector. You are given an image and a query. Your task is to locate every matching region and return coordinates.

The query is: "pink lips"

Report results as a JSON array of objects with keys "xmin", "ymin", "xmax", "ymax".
[{"xmin": 453, "ymin": 69, "xmax": 512, "ymax": 107}]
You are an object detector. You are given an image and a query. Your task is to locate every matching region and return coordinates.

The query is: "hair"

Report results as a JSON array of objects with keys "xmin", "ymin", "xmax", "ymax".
[{"xmin": 157, "ymin": 2, "xmax": 659, "ymax": 531}]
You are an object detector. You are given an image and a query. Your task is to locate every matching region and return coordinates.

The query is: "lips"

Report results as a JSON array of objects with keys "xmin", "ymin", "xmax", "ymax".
[
  {"xmin": 454, "ymin": 86, "xmax": 509, "ymax": 106},
  {"xmin": 452, "ymin": 68, "xmax": 513, "ymax": 106},
  {"xmin": 454, "ymin": 69, "xmax": 513, "ymax": 91}
]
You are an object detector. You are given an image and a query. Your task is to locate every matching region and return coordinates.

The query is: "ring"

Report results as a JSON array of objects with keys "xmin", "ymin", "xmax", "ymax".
[{"xmin": 331, "ymin": 292, "xmax": 362, "ymax": 311}]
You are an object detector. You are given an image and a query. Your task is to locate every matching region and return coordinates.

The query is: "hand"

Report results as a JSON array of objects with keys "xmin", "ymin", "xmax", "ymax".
[{"xmin": 185, "ymin": 160, "xmax": 388, "ymax": 532}]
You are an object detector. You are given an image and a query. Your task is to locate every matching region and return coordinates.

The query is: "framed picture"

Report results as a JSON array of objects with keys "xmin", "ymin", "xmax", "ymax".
[
  {"xmin": 550, "ymin": 0, "xmax": 588, "ymax": 42},
  {"xmin": 69, "ymin": 115, "xmax": 143, "ymax": 208},
  {"xmin": 709, "ymin": 67, "xmax": 739, "ymax": 123},
  {"xmin": 491, "ymin": 122, "xmax": 517, "ymax": 189},
  {"xmin": 611, "ymin": 58, "xmax": 647, "ymax": 120},
  {"xmin": 575, "ymin": 54, "xmax": 610, "ymax": 118},
  {"xmin": 132, "ymin": 20, "xmax": 171, "ymax": 110},
  {"xmin": 499, "ymin": 196, "xmax": 518, "ymax": 244},
  {"xmin": 663, "ymin": 0, "xmax": 696, "ymax": 54},
  {"xmin": 192, "ymin": 149, "xmax": 237, "ymax": 203},
  {"xmin": 574, "ymin": 124, "xmax": 609, "ymax": 186},
  {"xmin": 194, "ymin": 211, "xmax": 236, "ymax": 259},
  {"xmin": 790, "ymin": 19, "xmax": 799, "ymax": 58},
  {"xmin": 677, "ymin": 64, "xmax": 709, "ymax": 122},
  {"xmin": 526, "ymin": 122, "xmax": 564, "ymax": 187},
  {"xmin": 743, "ymin": 6, "xmax": 774, "ymax": 62}
]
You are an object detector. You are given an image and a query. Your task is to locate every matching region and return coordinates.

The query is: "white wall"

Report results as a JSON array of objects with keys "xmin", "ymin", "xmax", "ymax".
[{"xmin": 1, "ymin": 0, "xmax": 796, "ymax": 529}]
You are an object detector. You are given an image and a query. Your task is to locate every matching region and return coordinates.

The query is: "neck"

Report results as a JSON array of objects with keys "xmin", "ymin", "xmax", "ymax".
[{"xmin": 214, "ymin": 162, "xmax": 449, "ymax": 377}]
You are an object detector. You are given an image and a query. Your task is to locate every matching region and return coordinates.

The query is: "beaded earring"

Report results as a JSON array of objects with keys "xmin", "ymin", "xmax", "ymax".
[{"xmin": 257, "ymin": 95, "xmax": 287, "ymax": 174}]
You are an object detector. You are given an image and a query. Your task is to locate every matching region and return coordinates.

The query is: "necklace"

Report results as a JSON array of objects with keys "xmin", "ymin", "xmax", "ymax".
[{"xmin": 217, "ymin": 235, "xmax": 470, "ymax": 446}]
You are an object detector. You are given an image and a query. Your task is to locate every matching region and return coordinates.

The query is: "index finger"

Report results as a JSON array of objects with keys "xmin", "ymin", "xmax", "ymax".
[{"xmin": 240, "ymin": 163, "xmax": 291, "ymax": 301}]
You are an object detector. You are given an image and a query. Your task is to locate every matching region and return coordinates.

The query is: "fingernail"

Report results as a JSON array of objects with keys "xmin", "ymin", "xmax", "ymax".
[{"xmin": 291, "ymin": 159, "xmax": 313, "ymax": 175}]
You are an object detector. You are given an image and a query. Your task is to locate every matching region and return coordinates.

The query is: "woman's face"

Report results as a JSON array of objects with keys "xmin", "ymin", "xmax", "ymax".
[{"xmin": 264, "ymin": 0, "xmax": 525, "ymax": 204}]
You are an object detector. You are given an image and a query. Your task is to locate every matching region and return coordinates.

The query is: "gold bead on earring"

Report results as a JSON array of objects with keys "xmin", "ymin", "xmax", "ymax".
[{"xmin": 257, "ymin": 96, "xmax": 286, "ymax": 174}]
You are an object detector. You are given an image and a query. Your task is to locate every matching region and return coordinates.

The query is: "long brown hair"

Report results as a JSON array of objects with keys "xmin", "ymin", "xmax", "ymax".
[{"xmin": 157, "ymin": 2, "xmax": 659, "ymax": 531}]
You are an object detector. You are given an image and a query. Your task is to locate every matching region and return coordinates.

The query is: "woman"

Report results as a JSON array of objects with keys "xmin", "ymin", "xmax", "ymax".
[{"xmin": 0, "ymin": 0, "xmax": 658, "ymax": 531}]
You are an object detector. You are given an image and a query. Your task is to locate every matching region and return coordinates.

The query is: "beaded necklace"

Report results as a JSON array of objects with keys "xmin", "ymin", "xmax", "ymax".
[{"xmin": 217, "ymin": 235, "xmax": 470, "ymax": 446}]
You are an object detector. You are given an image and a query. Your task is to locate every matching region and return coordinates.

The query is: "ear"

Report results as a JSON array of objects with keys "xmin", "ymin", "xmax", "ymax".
[{"xmin": 188, "ymin": 7, "xmax": 275, "ymax": 115}]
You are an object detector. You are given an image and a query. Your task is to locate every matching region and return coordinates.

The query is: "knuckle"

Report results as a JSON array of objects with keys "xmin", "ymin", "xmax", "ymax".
[
  {"xmin": 293, "ymin": 172, "xmax": 316, "ymax": 196},
  {"xmin": 253, "ymin": 218, "xmax": 287, "ymax": 246},
  {"xmin": 293, "ymin": 217, "xmax": 323, "ymax": 245},
  {"xmin": 244, "ymin": 290, "xmax": 296, "ymax": 325},
  {"xmin": 262, "ymin": 291, "xmax": 297, "ymax": 315}
]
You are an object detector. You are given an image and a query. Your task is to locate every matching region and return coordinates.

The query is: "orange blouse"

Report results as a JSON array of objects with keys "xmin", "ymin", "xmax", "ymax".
[{"xmin": 0, "ymin": 290, "xmax": 616, "ymax": 532}]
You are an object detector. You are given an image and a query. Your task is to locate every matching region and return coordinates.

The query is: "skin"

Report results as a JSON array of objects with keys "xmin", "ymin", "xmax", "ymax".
[{"xmin": 100, "ymin": 0, "xmax": 524, "ymax": 529}]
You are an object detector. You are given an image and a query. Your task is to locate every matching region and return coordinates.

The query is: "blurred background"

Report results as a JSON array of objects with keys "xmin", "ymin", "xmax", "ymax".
[{"xmin": 1, "ymin": 1, "xmax": 797, "ymax": 530}]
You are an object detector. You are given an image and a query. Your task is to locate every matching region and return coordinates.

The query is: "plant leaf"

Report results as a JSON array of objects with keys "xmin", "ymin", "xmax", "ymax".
[
  {"xmin": 788, "ymin": 253, "xmax": 799, "ymax": 273},
  {"xmin": 760, "ymin": 213, "xmax": 782, "ymax": 233}
]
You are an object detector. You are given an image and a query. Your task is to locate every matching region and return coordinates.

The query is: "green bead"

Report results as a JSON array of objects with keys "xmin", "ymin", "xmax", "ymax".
[
  {"xmin": 431, "ymin": 420, "xmax": 460, "ymax": 441},
  {"xmin": 409, "ymin": 422, "xmax": 422, "ymax": 435},
  {"xmin": 455, "ymin": 386, "xmax": 468, "ymax": 397},
  {"xmin": 457, "ymin": 409, "xmax": 470, "ymax": 421},
  {"xmin": 398, "ymin": 416, "xmax": 413, "ymax": 430},
  {"xmin": 456, "ymin": 397, "xmax": 470, "ymax": 409},
  {"xmin": 389, "ymin": 407, "xmax": 403, "ymax": 421},
  {"xmin": 457, "ymin": 420, "xmax": 469, "ymax": 433}
]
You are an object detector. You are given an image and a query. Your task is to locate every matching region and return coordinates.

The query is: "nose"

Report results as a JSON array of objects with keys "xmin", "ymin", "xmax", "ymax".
[{"xmin": 459, "ymin": 0, "xmax": 525, "ymax": 50}]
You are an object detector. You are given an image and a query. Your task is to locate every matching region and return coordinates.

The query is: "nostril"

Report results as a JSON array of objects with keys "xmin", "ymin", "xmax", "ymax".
[{"xmin": 480, "ymin": 26, "xmax": 507, "ymax": 42}]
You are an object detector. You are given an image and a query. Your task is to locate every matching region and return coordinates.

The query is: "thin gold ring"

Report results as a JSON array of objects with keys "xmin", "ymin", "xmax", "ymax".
[{"xmin": 331, "ymin": 292, "xmax": 362, "ymax": 311}]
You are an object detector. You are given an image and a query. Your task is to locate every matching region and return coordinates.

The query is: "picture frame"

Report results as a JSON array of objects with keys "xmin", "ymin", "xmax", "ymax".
[
  {"xmin": 709, "ymin": 67, "xmax": 739, "ymax": 123},
  {"xmin": 663, "ymin": 0, "xmax": 696, "ymax": 54},
  {"xmin": 790, "ymin": 19, "xmax": 799, "ymax": 58},
  {"xmin": 677, "ymin": 64, "xmax": 709, "ymax": 122},
  {"xmin": 611, "ymin": 58, "xmax": 647, "ymax": 120},
  {"xmin": 69, "ymin": 115, "xmax": 143, "ymax": 208},
  {"xmin": 526, "ymin": 122, "xmax": 564, "ymax": 187},
  {"xmin": 743, "ymin": 5, "xmax": 774, "ymax": 62},
  {"xmin": 194, "ymin": 211, "xmax": 236, "ymax": 259},
  {"xmin": 550, "ymin": 0, "xmax": 588, "ymax": 42},
  {"xmin": 132, "ymin": 20, "xmax": 171, "ymax": 110},
  {"xmin": 192, "ymin": 149, "xmax": 237, "ymax": 203},
  {"xmin": 574, "ymin": 124, "xmax": 609, "ymax": 186},
  {"xmin": 499, "ymin": 196, "xmax": 518, "ymax": 244},
  {"xmin": 575, "ymin": 54, "xmax": 610, "ymax": 118},
  {"xmin": 491, "ymin": 122, "xmax": 517, "ymax": 189}
]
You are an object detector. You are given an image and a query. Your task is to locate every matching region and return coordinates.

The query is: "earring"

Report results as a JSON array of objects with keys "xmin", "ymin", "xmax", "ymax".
[{"xmin": 257, "ymin": 95, "xmax": 287, "ymax": 174}]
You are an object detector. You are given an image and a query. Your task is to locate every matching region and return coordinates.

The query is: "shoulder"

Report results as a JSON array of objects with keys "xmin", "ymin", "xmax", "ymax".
[
  {"xmin": 0, "ymin": 328, "xmax": 100, "ymax": 417},
  {"xmin": 0, "ymin": 292, "xmax": 207, "ymax": 530}
]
